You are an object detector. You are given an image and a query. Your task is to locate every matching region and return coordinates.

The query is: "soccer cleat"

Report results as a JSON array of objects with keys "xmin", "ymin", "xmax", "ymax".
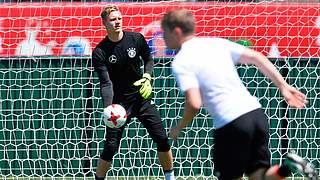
[{"xmin": 284, "ymin": 152, "xmax": 319, "ymax": 180}]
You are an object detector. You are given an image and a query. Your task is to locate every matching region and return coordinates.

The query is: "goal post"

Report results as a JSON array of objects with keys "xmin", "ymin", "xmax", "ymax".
[
  {"xmin": 0, "ymin": 1, "xmax": 320, "ymax": 179},
  {"xmin": 1, "ymin": 56, "xmax": 319, "ymax": 178}
]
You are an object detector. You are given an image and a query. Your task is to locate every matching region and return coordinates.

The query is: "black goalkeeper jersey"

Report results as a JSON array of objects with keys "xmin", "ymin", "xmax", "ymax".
[{"xmin": 92, "ymin": 31, "xmax": 154, "ymax": 107}]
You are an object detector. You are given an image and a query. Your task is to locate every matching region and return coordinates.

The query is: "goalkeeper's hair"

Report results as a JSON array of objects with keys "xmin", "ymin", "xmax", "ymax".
[
  {"xmin": 101, "ymin": 5, "xmax": 119, "ymax": 20},
  {"xmin": 161, "ymin": 9, "xmax": 195, "ymax": 36}
]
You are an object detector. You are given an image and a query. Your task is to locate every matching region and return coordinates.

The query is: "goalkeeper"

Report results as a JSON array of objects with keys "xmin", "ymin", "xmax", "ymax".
[
  {"xmin": 92, "ymin": 5, "xmax": 175, "ymax": 180},
  {"xmin": 161, "ymin": 9, "xmax": 318, "ymax": 180}
]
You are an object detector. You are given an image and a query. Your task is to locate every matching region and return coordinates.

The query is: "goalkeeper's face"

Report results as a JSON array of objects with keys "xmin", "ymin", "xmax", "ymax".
[{"xmin": 103, "ymin": 10, "xmax": 123, "ymax": 34}]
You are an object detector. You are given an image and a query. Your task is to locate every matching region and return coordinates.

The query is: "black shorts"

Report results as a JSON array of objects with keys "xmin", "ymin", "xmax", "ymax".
[
  {"xmin": 105, "ymin": 96, "xmax": 169, "ymax": 150},
  {"xmin": 213, "ymin": 108, "xmax": 271, "ymax": 179}
]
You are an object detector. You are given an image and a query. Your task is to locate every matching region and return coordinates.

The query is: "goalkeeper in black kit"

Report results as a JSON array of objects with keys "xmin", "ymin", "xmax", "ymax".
[{"xmin": 91, "ymin": 5, "xmax": 175, "ymax": 180}]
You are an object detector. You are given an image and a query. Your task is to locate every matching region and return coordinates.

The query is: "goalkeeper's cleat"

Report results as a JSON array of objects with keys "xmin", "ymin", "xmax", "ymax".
[{"xmin": 284, "ymin": 152, "xmax": 319, "ymax": 180}]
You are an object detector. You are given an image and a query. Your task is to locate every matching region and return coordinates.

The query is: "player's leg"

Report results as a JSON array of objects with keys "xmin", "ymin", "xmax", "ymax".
[
  {"xmin": 158, "ymin": 149, "xmax": 174, "ymax": 180},
  {"xmin": 249, "ymin": 167, "xmax": 285, "ymax": 180},
  {"xmin": 244, "ymin": 108, "xmax": 273, "ymax": 180},
  {"xmin": 247, "ymin": 109, "xmax": 318, "ymax": 180},
  {"xmin": 95, "ymin": 159, "xmax": 112, "ymax": 180},
  {"xmin": 214, "ymin": 108, "xmax": 269, "ymax": 180},
  {"xmin": 136, "ymin": 100, "xmax": 175, "ymax": 180},
  {"xmin": 95, "ymin": 126, "xmax": 125, "ymax": 180},
  {"xmin": 251, "ymin": 164, "xmax": 295, "ymax": 180},
  {"xmin": 242, "ymin": 108, "xmax": 287, "ymax": 180},
  {"xmin": 249, "ymin": 154, "xmax": 318, "ymax": 180},
  {"xmin": 158, "ymin": 150, "xmax": 174, "ymax": 170},
  {"xmin": 284, "ymin": 152, "xmax": 318, "ymax": 180}
]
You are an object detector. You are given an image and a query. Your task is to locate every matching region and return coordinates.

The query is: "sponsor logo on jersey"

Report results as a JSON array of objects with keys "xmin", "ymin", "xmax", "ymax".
[
  {"xmin": 109, "ymin": 55, "xmax": 117, "ymax": 63},
  {"xmin": 127, "ymin": 47, "xmax": 136, "ymax": 58}
]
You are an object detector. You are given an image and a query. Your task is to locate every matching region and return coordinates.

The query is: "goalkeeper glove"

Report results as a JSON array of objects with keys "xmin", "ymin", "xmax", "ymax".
[{"xmin": 133, "ymin": 73, "xmax": 152, "ymax": 99}]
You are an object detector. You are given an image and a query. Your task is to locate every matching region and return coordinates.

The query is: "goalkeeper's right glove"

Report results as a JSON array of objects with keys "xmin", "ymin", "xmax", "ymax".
[{"xmin": 133, "ymin": 73, "xmax": 152, "ymax": 99}]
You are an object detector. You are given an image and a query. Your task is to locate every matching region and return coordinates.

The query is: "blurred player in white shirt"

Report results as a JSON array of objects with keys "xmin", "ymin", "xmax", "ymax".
[{"xmin": 161, "ymin": 8, "xmax": 318, "ymax": 180}]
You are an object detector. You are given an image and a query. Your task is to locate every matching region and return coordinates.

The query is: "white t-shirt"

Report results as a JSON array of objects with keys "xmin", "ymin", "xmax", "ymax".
[{"xmin": 172, "ymin": 37, "xmax": 261, "ymax": 129}]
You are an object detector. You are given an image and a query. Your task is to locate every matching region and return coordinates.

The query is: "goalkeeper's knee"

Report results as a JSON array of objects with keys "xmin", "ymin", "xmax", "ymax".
[
  {"xmin": 155, "ymin": 137, "xmax": 171, "ymax": 152},
  {"xmin": 100, "ymin": 138, "xmax": 120, "ymax": 161}
]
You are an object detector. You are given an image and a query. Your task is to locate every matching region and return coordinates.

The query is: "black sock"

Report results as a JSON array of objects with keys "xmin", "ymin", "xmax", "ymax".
[{"xmin": 95, "ymin": 174, "xmax": 105, "ymax": 180}]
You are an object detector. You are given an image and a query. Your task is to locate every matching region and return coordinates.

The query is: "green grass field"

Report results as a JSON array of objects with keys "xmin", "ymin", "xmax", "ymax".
[
  {"xmin": 0, "ymin": 176, "xmax": 215, "ymax": 180},
  {"xmin": 0, "ymin": 176, "xmax": 313, "ymax": 180}
]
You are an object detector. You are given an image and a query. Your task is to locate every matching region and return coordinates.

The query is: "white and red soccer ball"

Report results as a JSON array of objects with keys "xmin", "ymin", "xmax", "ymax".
[{"xmin": 102, "ymin": 104, "xmax": 127, "ymax": 128}]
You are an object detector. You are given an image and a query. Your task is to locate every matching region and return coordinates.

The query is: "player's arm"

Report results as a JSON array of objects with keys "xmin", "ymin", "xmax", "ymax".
[
  {"xmin": 237, "ymin": 48, "xmax": 307, "ymax": 108},
  {"xmin": 133, "ymin": 33, "xmax": 153, "ymax": 99},
  {"xmin": 170, "ymin": 88, "xmax": 202, "ymax": 141},
  {"xmin": 169, "ymin": 62, "xmax": 202, "ymax": 141},
  {"xmin": 139, "ymin": 33, "xmax": 154, "ymax": 75},
  {"xmin": 92, "ymin": 48, "xmax": 114, "ymax": 107}
]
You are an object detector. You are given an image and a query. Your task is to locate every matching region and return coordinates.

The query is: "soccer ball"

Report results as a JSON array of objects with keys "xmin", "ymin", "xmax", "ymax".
[{"xmin": 102, "ymin": 104, "xmax": 127, "ymax": 128}]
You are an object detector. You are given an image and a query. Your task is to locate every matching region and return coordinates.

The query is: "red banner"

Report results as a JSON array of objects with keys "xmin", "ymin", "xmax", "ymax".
[{"xmin": 0, "ymin": 2, "xmax": 319, "ymax": 57}]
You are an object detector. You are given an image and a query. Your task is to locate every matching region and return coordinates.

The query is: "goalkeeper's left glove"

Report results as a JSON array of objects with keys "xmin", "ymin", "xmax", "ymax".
[{"xmin": 133, "ymin": 73, "xmax": 152, "ymax": 99}]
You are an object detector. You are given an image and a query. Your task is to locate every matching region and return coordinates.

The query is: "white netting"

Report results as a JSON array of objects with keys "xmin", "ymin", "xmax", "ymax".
[{"xmin": 0, "ymin": 1, "xmax": 319, "ymax": 179}]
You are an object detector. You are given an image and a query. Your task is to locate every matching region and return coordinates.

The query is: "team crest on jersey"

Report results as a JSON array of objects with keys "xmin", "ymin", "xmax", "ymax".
[
  {"xmin": 127, "ymin": 47, "xmax": 136, "ymax": 58},
  {"xmin": 108, "ymin": 55, "xmax": 117, "ymax": 63}
]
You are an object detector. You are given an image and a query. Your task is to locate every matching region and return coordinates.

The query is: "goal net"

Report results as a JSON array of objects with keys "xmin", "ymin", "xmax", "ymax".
[{"xmin": 0, "ymin": 1, "xmax": 319, "ymax": 179}]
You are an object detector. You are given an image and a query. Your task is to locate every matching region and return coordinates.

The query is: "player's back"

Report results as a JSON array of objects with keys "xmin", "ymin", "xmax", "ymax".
[{"xmin": 173, "ymin": 37, "xmax": 261, "ymax": 128}]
